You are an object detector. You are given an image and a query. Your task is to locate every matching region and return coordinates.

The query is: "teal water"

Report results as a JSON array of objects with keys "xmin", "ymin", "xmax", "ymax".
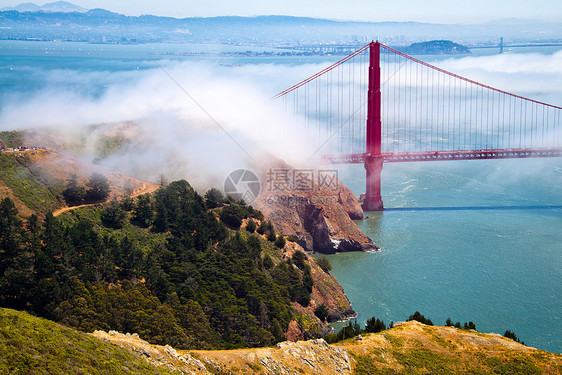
[
  {"xmin": 1, "ymin": 40, "xmax": 561, "ymax": 353},
  {"xmin": 335, "ymin": 160, "xmax": 562, "ymax": 353}
]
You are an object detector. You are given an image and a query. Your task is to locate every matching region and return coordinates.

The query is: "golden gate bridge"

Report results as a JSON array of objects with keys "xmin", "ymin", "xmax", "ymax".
[{"xmin": 274, "ymin": 42, "xmax": 562, "ymax": 211}]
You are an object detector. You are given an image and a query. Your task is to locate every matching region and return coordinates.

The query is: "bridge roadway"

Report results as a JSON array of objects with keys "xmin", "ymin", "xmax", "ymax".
[{"xmin": 324, "ymin": 148, "xmax": 562, "ymax": 164}]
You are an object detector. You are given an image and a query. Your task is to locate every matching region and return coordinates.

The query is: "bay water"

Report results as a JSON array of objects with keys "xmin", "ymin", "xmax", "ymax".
[
  {"xmin": 1, "ymin": 40, "xmax": 560, "ymax": 353},
  {"xmin": 336, "ymin": 160, "xmax": 561, "ymax": 353}
]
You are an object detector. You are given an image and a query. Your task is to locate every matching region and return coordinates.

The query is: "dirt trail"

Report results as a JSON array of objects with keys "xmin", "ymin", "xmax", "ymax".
[{"xmin": 53, "ymin": 183, "xmax": 160, "ymax": 217}]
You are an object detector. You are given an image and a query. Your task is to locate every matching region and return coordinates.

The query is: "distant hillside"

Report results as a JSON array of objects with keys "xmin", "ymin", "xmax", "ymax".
[
  {"xmin": 0, "ymin": 130, "xmax": 159, "ymax": 218},
  {"xmin": 400, "ymin": 40, "xmax": 470, "ymax": 55},
  {"xmin": 0, "ymin": 149, "xmax": 158, "ymax": 218},
  {"xmin": 0, "ymin": 308, "xmax": 172, "ymax": 374},
  {"xmin": 1, "ymin": 5, "xmax": 562, "ymax": 46},
  {"xmin": 0, "ymin": 1, "xmax": 87, "ymax": 13}
]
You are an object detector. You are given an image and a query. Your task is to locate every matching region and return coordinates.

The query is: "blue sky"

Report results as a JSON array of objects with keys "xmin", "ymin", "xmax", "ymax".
[{"xmin": 2, "ymin": 0, "xmax": 562, "ymax": 23}]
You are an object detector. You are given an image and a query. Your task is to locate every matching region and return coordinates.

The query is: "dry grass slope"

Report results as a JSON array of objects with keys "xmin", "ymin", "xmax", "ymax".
[
  {"xmin": 343, "ymin": 321, "xmax": 561, "ymax": 374},
  {"xmin": 90, "ymin": 320, "xmax": 561, "ymax": 375}
]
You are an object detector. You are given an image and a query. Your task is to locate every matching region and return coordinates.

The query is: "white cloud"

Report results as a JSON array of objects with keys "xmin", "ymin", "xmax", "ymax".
[{"xmin": 2, "ymin": 50, "xmax": 562, "ymax": 191}]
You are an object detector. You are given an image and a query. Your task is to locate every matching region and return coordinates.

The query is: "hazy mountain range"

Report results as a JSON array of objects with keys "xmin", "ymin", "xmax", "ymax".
[
  {"xmin": 1, "ymin": 2, "xmax": 561, "ymax": 46},
  {"xmin": 0, "ymin": 1, "xmax": 87, "ymax": 13}
]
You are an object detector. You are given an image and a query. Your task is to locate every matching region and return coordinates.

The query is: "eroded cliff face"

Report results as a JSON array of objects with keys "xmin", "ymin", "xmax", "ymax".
[{"xmin": 253, "ymin": 160, "xmax": 377, "ymax": 254}]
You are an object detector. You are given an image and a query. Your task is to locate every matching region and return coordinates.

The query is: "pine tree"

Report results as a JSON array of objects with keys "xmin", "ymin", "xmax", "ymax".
[
  {"xmin": 62, "ymin": 173, "xmax": 85, "ymax": 206},
  {"xmin": 84, "ymin": 173, "xmax": 111, "ymax": 203},
  {"xmin": 100, "ymin": 199, "xmax": 126, "ymax": 229},
  {"xmin": 0, "ymin": 198, "xmax": 22, "ymax": 273},
  {"xmin": 314, "ymin": 303, "xmax": 329, "ymax": 322},
  {"xmin": 365, "ymin": 316, "xmax": 387, "ymax": 333},
  {"xmin": 204, "ymin": 188, "xmax": 225, "ymax": 209},
  {"xmin": 131, "ymin": 194, "xmax": 153, "ymax": 227}
]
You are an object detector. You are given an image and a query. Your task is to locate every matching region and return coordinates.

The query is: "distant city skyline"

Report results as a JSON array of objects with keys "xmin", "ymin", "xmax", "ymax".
[{"xmin": 1, "ymin": 0, "xmax": 561, "ymax": 24}]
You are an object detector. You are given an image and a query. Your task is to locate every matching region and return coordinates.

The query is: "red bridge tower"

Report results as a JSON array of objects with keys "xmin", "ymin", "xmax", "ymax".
[{"xmin": 363, "ymin": 41, "xmax": 384, "ymax": 211}]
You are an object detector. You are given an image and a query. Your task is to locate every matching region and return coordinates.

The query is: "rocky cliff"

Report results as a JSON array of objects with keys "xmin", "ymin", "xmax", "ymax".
[
  {"xmin": 254, "ymin": 160, "xmax": 377, "ymax": 254},
  {"xmin": 278, "ymin": 241, "xmax": 355, "ymax": 327}
]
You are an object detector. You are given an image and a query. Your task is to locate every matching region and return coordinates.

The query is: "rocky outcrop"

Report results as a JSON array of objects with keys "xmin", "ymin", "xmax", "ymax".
[
  {"xmin": 92, "ymin": 322, "xmax": 562, "ymax": 375},
  {"xmin": 258, "ymin": 339, "xmax": 351, "ymax": 375},
  {"xmin": 254, "ymin": 160, "xmax": 377, "ymax": 254},
  {"xmin": 92, "ymin": 330, "xmax": 210, "ymax": 374},
  {"xmin": 93, "ymin": 330, "xmax": 352, "ymax": 375}
]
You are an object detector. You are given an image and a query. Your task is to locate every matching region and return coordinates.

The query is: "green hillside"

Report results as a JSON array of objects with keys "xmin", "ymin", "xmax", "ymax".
[
  {"xmin": 0, "ymin": 179, "xmax": 322, "ymax": 350},
  {"xmin": 0, "ymin": 152, "xmax": 63, "ymax": 215},
  {"xmin": 0, "ymin": 307, "xmax": 172, "ymax": 374}
]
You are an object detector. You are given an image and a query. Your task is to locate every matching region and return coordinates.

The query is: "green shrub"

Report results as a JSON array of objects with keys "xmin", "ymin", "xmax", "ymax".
[
  {"xmin": 131, "ymin": 194, "xmax": 153, "ymax": 228},
  {"xmin": 262, "ymin": 254, "xmax": 274, "ymax": 269},
  {"xmin": 120, "ymin": 196, "xmax": 135, "ymax": 211},
  {"xmin": 314, "ymin": 303, "xmax": 329, "ymax": 322},
  {"xmin": 100, "ymin": 199, "xmax": 126, "ymax": 229},
  {"xmin": 204, "ymin": 188, "xmax": 225, "ymax": 209},
  {"xmin": 326, "ymin": 320, "xmax": 362, "ymax": 344},
  {"xmin": 292, "ymin": 250, "xmax": 307, "ymax": 270},
  {"xmin": 407, "ymin": 311, "xmax": 433, "ymax": 326},
  {"xmin": 246, "ymin": 219, "xmax": 256, "ymax": 233},
  {"xmin": 84, "ymin": 173, "xmax": 111, "ymax": 203},
  {"xmin": 220, "ymin": 205, "xmax": 244, "ymax": 228},
  {"xmin": 365, "ymin": 316, "xmax": 387, "ymax": 333},
  {"xmin": 257, "ymin": 221, "xmax": 267, "ymax": 235},
  {"xmin": 504, "ymin": 330, "xmax": 525, "ymax": 345},
  {"xmin": 220, "ymin": 205, "xmax": 264, "ymax": 229},
  {"xmin": 62, "ymin": 173, "xmax": 85, "ymax": 206},
  {"xmin": 446, "ymin": 318, "xmax": 476, "ymax": 331},
  {"xmin": 275, "ymin": 235, "xmax": 286, "ymax": 248},
  {"xmin": 315, "ymin": 256, "xmax": 332, "ymax": 273},
  {"xmin": 267, "ymin": 230, "xmax": 276, "ymax": 242}
]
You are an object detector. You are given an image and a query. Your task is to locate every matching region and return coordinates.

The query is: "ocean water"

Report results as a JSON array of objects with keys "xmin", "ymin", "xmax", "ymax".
[{"xmin": 1, "ymin": 40, "xmax": 561, "ymax": 353}]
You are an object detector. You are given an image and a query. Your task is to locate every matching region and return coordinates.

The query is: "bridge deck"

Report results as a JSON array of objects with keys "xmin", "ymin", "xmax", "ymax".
[{"xmin": 324, "ymin": 148, "xmax": 562, "ymax": 164}]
